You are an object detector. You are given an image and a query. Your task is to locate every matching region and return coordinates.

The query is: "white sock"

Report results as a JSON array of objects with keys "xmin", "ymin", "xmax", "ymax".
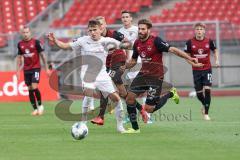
[
  {"xmin": 82, "ymin": 96, "xmax": 94, "ymax": 110},
  {"xmin": 142, "ymin": 97, "xmax": 146, "ymax": 105},
  {"xmin": 82, "ymin": 96, "xmax": 93, "ymax": 123},
  {"xmin": 114, "ymin": 100, "xmax": 124, "ymax": 127}
]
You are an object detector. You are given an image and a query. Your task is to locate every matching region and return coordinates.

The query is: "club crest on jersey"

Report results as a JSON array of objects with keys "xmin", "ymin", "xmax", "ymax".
[
  {"xmin": 198, "ymin": 49, "xmax": 204, "ymax": 54},
  {"xmin": 30, "ymin": 44, "xmax": 34, "ymax": 48},
  {"xmin": 205, "ymin": 44, "xmax": 209, "ymax": 48},
  {"xmin": 192, "ymin": 45, "xmax": 196, "ymax": 48},
  {"xmin": 25, "ymin": 49, "xmax": 30, "ymax": 54},
  {"xmin": 140, "ymin": 51, "xmax": 146, "ymax": 57}
]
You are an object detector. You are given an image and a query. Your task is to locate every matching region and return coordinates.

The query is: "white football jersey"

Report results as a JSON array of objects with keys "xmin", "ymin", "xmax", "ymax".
[
  {"xmin": 119, "ymin": 25, "xmax": 141, "ymax": 79},
  {"xmin": 118, "ymin": 25, "xmax": 138, "ymax": 44},
  {"xmin": 70, "ymin": 36, "xmax": 120, "ymax": 80}
]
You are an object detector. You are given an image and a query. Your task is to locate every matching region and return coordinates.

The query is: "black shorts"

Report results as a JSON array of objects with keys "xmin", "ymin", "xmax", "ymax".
[
  {"xmin": 109, "ymin": 62, "xmax": 125, "ymax": 85},
  {"xmin": 193, "ymin": 69, "xmax": 212, "ymax": 91},
  {"xmin": 24, "ymin": 68, "xmax": 41, "ymax": 86},
  {"xmin": 109, "ymin": 69, "xmax": 124, "ymax": 85},
  {"xmin": 130, "ymin": 73, "xmax": 163, "ymax": 106}
]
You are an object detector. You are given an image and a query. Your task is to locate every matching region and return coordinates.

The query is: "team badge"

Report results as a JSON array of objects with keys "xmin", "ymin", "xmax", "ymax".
[
  {"xmin": 205, "ymin": 44, "xmax": 209, "ymax": 48},
  {"xmin": 192, "ymin": 45, "xmax": 196, "ymax": 48},
  {"xmin": 141, "ymin": 51, "xmax": 146, "ymax": 57},
  {"xmin": 30, "ymin": 44, "xmax": 34, "ymax": 48},
  {"xmin": 198, "ymin": 49, "xmax": 204, "ymax": 54},
  {"xmin": 25, "ymin": 49, "xmax": 30, "ymax": 54}
]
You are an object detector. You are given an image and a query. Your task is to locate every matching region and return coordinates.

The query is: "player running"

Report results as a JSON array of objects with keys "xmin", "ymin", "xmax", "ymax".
[
  {"xmin": 123, "ymin": 19, "xmax": 201, "ymax": 133},
  {"xmin": 118, "ymin": 10, "xmax": 152, "ymax": 123},
  {"xmin": 184, "ymin": 22, "xmax": 219, "ymax": 121},
  {"xmin": 90, "ymin": 16, "xmax": 148, "ymax": 126},
  {"xmin": 47, "ymin": 20, "xmax": 131, "ymax": 133},
  {"xmin": 16, "ymin": 26, "xmax": 50, "ymax": 116}
]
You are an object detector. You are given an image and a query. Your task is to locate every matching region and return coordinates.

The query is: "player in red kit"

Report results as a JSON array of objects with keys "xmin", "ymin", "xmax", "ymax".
[
  {"xmin": 91, "ymin": 16, "xmax": 148, "ymax": 126},
  {"xmin": 123, "ymin": 19, "xmax": 202, "ymax": 133},
  {"xmin": 16, "ymin": 26, "xmax": 50, "ymax": 116},
  {"xmin": 185, "ymin": 23, "xmax": 219, "ymax": 121}
]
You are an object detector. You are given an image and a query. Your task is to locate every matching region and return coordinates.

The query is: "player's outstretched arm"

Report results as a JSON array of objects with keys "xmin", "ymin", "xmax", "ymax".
[
  {"xmin": 169, "ymin": 46, "xmax": 198, "ymax": 64},
  {"xmin": 47, "ymin": 33, "xmax": 71, "ymax": 50},
  {"xmin": 119, "ymin": 41, "xmax": 132, "ymax": 50}
]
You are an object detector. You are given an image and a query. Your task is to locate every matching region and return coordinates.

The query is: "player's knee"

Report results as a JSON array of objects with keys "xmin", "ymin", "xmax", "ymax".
[
  {"xmin": 119, "ymin": 91, "xmax": 127, "ymax": 99},
  {"xmin": 144, "ymin": 104, "xmax": 154, "ymax": 113},
  {"xmin": 204, "ymin": 86, "xmax": 211, "ymax": 90},
  {"xmin": 195, "ymin": 85, "xmax": 203, "ymax": 92},
  {"xmin": 109, "ymin": 92, "xmax": 120, "ymax": 102},
  {"xmin": 126, "ymin": 96, "xmax": 135, "ymax": 105}
]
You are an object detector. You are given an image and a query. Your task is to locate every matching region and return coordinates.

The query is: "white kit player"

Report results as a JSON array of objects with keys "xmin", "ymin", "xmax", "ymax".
[{"xmin": 47, "ymin": 20, "xmax": 132, "ymax": 133}]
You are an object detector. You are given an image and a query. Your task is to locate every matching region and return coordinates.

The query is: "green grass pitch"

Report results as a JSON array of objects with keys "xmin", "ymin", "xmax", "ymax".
[{"xmin": 0, "ymin": 97, "xmax": 240, "ymax": 160}]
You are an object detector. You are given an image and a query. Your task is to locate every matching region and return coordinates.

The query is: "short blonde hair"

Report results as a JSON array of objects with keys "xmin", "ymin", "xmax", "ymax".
[
  {"xmin": 194, "ymin": 22, "xmax": 206, "ymax": 29},
  {"xmin": 95, "ymin": 16, "xmax": 105, "ymax": 21}
]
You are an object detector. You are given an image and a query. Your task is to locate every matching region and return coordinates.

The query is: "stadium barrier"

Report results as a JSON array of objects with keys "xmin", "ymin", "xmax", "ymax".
[{"xmin": 0, "ymin": 70, "xmax": 58, "ymax": 102}]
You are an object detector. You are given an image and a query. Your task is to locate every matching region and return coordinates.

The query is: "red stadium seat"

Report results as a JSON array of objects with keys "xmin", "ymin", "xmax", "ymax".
[{"xmin": 0, "ymin": 36, "xmax": 7, "ymax": 47}]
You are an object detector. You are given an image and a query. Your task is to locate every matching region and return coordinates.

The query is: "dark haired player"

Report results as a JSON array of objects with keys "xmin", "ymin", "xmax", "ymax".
[
  {"xmin": 16, "ymin": 26, "xmax": 50, "ymax": 116},
  {"xmin": 185, "ymin": 22, "xmax": 219, "ymax": 121},
  {"xmin": 123, "ymin": 19, "xmax": 202, "ymax": 133}
]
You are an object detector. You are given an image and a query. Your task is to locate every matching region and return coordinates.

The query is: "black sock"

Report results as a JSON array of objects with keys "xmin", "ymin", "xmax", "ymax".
[
  {"xmin": 204, "ymin": 89, "xmax": 211, "ymax": 114},
  {"xmin": 153, "ymin": 92, "xmax": 172, "ymax": 112},
  {"xmin": 29, "ymin": 90, "xmax": 37, "ymax": 110},
  {"xmin": 127, "ymin": 103, "xmax": 139, "ymax": 130},
  {"xmin": 196, "ymin": 91, "xmax": 205, "ymax": 106},
  {"xmin": 98, "ymin": 94, "xmax": 108, "ymax": 119},
  {"xmin": 33, "ymin": 89, "xmax": 42, "ymax": 106},
  {"xmin": 135, "ymin": 101, "xmax": 142, "ymax": 111}
]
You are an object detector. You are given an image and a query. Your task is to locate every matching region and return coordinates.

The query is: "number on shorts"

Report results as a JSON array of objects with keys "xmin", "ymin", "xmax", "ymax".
[
  {"xmin": 148, "ymin": 87, "xmax": 156, "ymax": 98},
  {"xmin": 35, "ymin": 72, "xmax": 40, "ymax": 80},
  {"xmin": 109, "ymin": 70, "xmax": 116, "ymax": 78},
  {"xmin": 207, "ymin": 73, "xmax": 212, "ymax": 83}
]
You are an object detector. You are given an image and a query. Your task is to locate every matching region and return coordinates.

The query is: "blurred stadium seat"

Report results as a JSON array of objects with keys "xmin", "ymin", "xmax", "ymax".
[
  {"xmin": 0, "ymin": 0, "xmax": 55, "ymax": 47},
  {"xmin": 51, "ymin": 0, "xmax": 153, "ymax": 28},
  {"xmin": 150, "ymin": 0, "xmax": 240, "ymax": 41}
]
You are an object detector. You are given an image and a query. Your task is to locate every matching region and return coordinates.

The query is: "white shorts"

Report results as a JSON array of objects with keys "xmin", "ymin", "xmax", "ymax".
[{"xmin": 82, "ymin": 71, "xmax": 116, "ymax": 98}]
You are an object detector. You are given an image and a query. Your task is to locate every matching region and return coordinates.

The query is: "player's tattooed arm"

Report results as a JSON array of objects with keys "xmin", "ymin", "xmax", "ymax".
[
  {"xmin": 47, "ymin": 32, "xmax": 71, "ymax": 50},
  {"xmin": 119, "ymin": 41, "xmax": 132, "ymax": 50},
  {"xmin": 169, "ymin": 47, "xmax": 199, "ymax": 64},
  {"xmin": 124, "ymin": 58, "xmax": 137, "ymax": 69}
]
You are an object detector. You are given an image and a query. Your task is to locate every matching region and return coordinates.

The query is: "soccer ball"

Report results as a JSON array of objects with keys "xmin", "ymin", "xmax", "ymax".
[
  {"xmin": 71, "ymin": 122, "xmax": 88, "ymax": 140},
  {"xmin": 188, "ymin": 90, "xmax": 196, "ymax": 98}
]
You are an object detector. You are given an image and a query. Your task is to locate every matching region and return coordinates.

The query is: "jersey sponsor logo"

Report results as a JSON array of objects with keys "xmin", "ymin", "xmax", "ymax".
[
  {"xmin": 24, "ymin": 48, "xmax": 34, "ymax": 57},
  {"xmin": 142, "ymin": 57, "xmax": 152, "ymax": 62}
]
